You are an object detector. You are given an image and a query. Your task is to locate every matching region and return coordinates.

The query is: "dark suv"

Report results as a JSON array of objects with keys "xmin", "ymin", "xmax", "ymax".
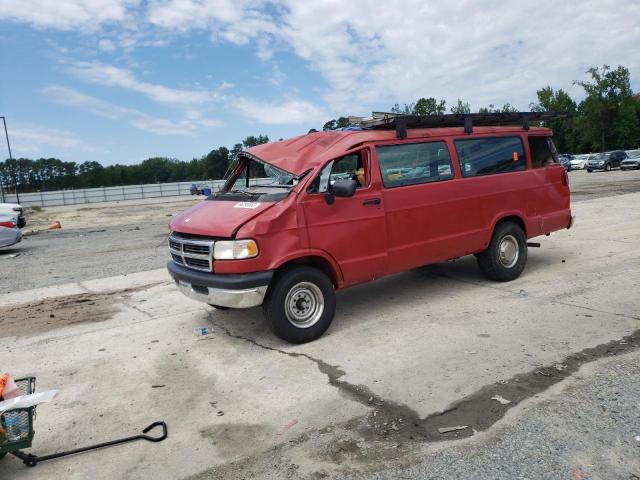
[{"xmin": 587, "ymin": 151, "xmax": 627, "ymax": 172}]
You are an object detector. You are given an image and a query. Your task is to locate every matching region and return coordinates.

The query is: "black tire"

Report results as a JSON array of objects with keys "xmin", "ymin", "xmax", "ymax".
[
  {"xmin": 604, "ymin": 163, "xmax": 611, "ymax": 171},
  {"xmin": 263, "ymin": 266, "xmax": 336, "ymax": 344},
  {"xmin": 0, "ymin": 452, "xmax": 6, "ymax": 460},
  {"xmin": 476, "ymin": 221, "xmax": 527, "ymax": 282},
  {"xmin": 209, "ymin": 304, "xmax": 230, "ymax": 310}
]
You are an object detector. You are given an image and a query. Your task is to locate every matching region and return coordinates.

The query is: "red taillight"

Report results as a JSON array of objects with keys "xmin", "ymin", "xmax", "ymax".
[{"xmin": 0, "ymin": 221, "xmax": 17, "ymax": 228}]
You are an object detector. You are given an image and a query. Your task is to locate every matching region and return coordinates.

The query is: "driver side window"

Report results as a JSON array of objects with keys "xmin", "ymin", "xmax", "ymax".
[{"xmin": 309, "ymin": 151, "xmax": 370, "ymax": 193}]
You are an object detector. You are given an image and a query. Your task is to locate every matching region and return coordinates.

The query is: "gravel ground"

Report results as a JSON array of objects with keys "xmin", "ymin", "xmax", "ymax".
[{"xmin": 346, "ymin": 350, "xmax": 640, "ymax": 480}]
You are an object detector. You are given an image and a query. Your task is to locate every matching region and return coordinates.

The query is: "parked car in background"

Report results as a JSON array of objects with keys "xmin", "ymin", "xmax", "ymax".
[
  {"xmin": 0, "ymin": 203, "xmax": 25, "ymax": 228},
  {"xmin": 569, "ymin": 154, "xmax": 590, "ymax": 170},
  {"xmin": 0, "ymin": 214, "xmax": 22, "ymax": 249},
  {"xmin": 587, "ymin": 151, "xmax": 627, "ymax": 172},
  {"xmin": 621, "ymin": 150, "xmax": 640, "ymax": 170},
  {"xmin": 558, "ymin": 154, "xmax": 573, "ymax": 171}
]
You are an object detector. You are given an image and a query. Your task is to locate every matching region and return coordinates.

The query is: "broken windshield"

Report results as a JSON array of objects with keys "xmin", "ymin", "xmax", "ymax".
[{"xmin": 211, "ymin": 155, "xmax": 300, "ymax": 202}]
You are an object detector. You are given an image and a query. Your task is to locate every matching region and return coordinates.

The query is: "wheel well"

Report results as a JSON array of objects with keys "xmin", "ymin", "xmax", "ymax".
[
  {"xmin": 276, "ymin": 256, "xmax": 339, "ymax": 287},
  {"xmin": 495, "ymin": 215, "xmax": 526, "ymax": 236}
]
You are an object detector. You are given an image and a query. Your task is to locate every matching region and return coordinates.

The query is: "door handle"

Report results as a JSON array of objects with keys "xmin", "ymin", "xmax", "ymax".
[{"xmin": 362, "ymin": 198, "xmax": 381, "ymax": 206}]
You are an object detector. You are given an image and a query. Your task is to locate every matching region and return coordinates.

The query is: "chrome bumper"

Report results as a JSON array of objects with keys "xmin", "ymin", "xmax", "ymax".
[{"xmin": 176, "ymin": 280, "xmax": 267, "ymax": 308}]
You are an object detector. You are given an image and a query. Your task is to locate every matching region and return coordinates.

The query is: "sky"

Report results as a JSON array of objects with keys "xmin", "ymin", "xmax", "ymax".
[{"xmin": 1, "ymin": 0, "xmax": 639, "ymax": 166}]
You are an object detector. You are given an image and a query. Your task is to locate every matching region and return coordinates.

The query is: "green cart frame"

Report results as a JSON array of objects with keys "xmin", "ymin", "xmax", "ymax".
[{"xmin": 0, "ymin": 377, "xmax": 36, "ymax": 458}]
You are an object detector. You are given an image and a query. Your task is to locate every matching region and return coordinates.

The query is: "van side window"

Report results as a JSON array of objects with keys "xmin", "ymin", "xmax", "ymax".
[
  {"xmin": 376, "ymin": 141, "xmax": 453, "ymax": 188},
  {"xmin": 308, "ymin": 151, "xmax": 370, "ymax": 193},
  {"xmin": 529, "ymin": 136, "xmax": 559, "ymax": 168},
  {"xmin": 454, "ymin": 137, "xmax": 526, "ymax": 177}
]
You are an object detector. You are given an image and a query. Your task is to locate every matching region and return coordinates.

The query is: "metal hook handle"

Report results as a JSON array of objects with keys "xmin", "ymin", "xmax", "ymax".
[{"xmin": 141, "ymin": 421, "xmax": 168, "ymax": 442}]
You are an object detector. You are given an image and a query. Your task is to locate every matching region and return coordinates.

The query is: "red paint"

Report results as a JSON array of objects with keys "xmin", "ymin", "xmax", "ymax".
[{"xmin": 170, "ymin": 126, "xmax": 571, "ymax": 289}]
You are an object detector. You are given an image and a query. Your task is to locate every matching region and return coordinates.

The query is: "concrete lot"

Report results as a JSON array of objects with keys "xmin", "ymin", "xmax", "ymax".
[{"xmin": 1, "ymin": 170, "xmax": 639, "ymax": 479}]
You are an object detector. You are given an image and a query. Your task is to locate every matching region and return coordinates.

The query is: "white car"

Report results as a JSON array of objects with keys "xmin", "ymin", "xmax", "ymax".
[
  {"xmin": 0, "ymin": 202, "xmax": 25, "ymax": 228},
  {"xmin": 0, "ymin": 213, "xmax": 22, "ymax": 248},
  {"xmin": 569, "ymin": 154, "xmax": 591, "ymax": 170}
]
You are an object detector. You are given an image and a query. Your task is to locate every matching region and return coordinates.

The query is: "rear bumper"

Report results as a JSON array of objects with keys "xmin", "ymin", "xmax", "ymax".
[{"xmin": 167, "ymin": 261, "xmax": 273, "ymax": 308}]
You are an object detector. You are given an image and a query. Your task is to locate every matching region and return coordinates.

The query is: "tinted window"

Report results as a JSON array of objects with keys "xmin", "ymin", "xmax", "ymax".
[
  {"xmin": 455, "ymin": 136, "xmax": 526, "ymax": 177},
  {"xmin": 529, "ymin": 136, "xmax": 559, "ymax": 168},
  {"xmin": 377, "ymin": 141, "xmax": 453, "ymax": 188}
]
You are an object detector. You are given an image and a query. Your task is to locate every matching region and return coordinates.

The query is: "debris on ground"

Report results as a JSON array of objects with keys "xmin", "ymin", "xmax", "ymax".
[
  {"xmin": 48, "ymin": 221, "xmax": 62, "ymax": 230},
  {"xmin": 276, "ymin": 419, "xmax": 298, "ymax": 437},
  {"xmin": 195, "ymin": 327, "xmax": 213, "ymax": 337},
  {"xmin": 491, "ymin": 395, "xmax": 511, "ymax": 405},
  {"xmin": 151, "ymin": 385, "xmax": 166, "ymax": 388},
  {"xmin": 438, "ymin": 425, "xmax": 468, "ymax": 434},
  {"xmin": 216, "ymin": 411, "xmax": 224, "ymax": 416}
]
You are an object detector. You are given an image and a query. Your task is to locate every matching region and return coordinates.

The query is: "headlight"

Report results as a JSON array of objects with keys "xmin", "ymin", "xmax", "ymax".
[
  {"xmin": 214, "ymin": 239, "xmax": 259, "ymax": 260},
  {"xmin": 598, "ymin": 161, "xmax": 604, "ymax": 165}
]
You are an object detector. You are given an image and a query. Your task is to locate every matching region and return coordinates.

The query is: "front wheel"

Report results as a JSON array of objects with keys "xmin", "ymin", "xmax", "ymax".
[
  {"xmin": 587, "ymin": 169, "xmax": 593, "ymax": 173},
  {"xmin": 604, "ymin": 163, "xmax": 611, "ymax": 171},
  {"xmin": 476, "ymin": 221, "xmax": 528, "ymax": 282},
  {"xmin": 263, "ymin": 266, "xmax": 336, "ymax": 343}
]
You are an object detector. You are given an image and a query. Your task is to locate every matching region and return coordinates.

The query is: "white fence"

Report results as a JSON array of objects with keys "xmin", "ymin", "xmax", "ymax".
[{"xmin": 1, "ymin": 178, "xmax": 273, "ymax": 208}]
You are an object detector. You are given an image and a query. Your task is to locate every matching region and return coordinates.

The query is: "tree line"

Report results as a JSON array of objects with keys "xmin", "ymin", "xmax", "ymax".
[{"xmin": 2, "ymin": 65, "xmax": 638, "ymax": 194}]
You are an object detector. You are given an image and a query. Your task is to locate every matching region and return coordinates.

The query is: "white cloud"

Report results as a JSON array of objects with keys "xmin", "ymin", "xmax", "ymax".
[
  {"xmin": 67, "ymin": 61, "xmax": 225, "ymax": 105},
  {"xmin": 42, "ymin": 85, "xmax": 222, "ymax": 135},
  {"xmin": 4, "ymin": 0, "xmax": 640, "ymax": 125},
  {"xmin": 97, "ymin": 38, "xmax": 116, "ymax": 52},
  {"xmin": 8, "ymin": 125, "xmax": 82, "ymax": 154},
  {"xmin": 0, "ymin": 0, "xmax": 134, "ymax": 30},
  {"xmin": 236, "ymin": 97, "xmax": 328, "ymax": 125}
]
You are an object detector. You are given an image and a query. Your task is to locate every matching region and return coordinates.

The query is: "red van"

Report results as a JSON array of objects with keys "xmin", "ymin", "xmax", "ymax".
[{"xmin": 168, "ymin": 113, "xmax": 573, "ymax": 343}]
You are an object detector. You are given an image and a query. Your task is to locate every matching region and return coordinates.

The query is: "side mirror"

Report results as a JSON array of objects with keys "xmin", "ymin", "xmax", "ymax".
[{"xmin": 332, "ymin": 179, "xmax": 357, "ymax": 198}]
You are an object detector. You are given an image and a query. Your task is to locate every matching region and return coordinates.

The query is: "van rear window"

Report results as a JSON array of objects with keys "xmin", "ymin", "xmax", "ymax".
[
  {"xmin": 376, "ymin": 141, "xmax": 453, "ymax": 188},
  {"xmin": 454, "ymin": 136, "xmax": 526, "ymax": 177}
]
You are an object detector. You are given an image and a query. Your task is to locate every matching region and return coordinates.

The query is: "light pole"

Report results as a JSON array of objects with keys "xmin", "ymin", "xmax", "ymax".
[{"xmin": 1, "ymin": 116, "xmax": 19, "ymax": 204}]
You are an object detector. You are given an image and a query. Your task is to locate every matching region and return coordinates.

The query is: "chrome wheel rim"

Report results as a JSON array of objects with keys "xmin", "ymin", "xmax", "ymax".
[
  {"xmin": 284, "ymin": 282, "xmax": 324, "ymax": 329},
  {"xmin": 498, "ymin": 235, "xmax": 519, "ymax": 268}
]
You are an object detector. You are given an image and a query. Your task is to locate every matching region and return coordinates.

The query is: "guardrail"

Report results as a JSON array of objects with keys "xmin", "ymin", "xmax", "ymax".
[{"xmin": 1, "ymin": 178, "xmax": 273, "ymax": 208}]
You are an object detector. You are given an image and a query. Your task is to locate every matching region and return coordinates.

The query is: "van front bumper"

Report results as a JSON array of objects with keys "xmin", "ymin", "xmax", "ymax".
[{"xmin": 167, "ymin": 261, "xmax": 273, "ymax": 309}]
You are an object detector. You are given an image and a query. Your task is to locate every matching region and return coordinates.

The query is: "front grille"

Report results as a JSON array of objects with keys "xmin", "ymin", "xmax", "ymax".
[
  {"xmin": 185, "ymin": 257, "xmax": 210, "ymax": 269},
  {"xmin": 169, "ymin": 234, "xmax": 215, "ymax": 272},
  {"xmin": 183, "ymin": 243, "xmax": 210, "ymax": 255}
]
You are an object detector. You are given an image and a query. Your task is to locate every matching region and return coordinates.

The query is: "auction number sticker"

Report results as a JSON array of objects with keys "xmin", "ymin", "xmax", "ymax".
[{"xmin": 234, "ymin": 202, "xmax": 261, "ymax": 209}]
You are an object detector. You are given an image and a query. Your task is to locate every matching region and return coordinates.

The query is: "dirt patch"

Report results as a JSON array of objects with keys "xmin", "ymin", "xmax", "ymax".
[
  {"xmin": 200, "ymin": 422, "xmax": 274, "ymax": 457},
  {"xmin": 0, "ymin": 289, "xmax": 140, "ymax": 338}
]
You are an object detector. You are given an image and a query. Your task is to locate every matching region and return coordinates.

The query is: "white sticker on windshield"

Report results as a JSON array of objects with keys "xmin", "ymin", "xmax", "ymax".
[{"xmin": 234, "ymin": 202, "xmax": 261, "ymax": 209}]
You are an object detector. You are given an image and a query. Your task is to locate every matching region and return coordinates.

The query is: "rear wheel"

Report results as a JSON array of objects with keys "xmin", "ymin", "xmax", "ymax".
[
  {"xmin": 604, "ymin": 163, "xmax": 611, "ymax": 171},
  {"xmin": 587, "ymin": 169, "xmax": 592, "ymax": 173},
  {"xmin": 477, "ymin": 221, "xmax": 527, "ymax": 282},
  {"xmin": 263, "ymin": 266, "xmax": 336, "ymax": 343}
]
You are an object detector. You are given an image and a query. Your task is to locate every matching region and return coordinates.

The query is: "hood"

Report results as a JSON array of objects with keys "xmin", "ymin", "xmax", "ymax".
[
  {"xmin": 169, "ymin": 199, "xmax": 276, "ymax": 237},
  {"xmin": 0, "ymin": 203, "xmax": 22, "ymax": 211}
]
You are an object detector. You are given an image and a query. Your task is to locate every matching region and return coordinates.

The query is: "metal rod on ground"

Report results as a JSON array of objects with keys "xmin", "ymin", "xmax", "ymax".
[{"xmin": 1, "ymin": 116, "xmax": 19, "ymax": 204}]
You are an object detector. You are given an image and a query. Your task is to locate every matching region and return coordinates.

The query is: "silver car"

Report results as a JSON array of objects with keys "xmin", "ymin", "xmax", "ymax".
[
  {"xmin": 569, "ymin": 154, "xmax": 590, "ymax": 170},
  {"xmin": 0, "ymin": 214, "xmax": 22, "ymax": 248}
]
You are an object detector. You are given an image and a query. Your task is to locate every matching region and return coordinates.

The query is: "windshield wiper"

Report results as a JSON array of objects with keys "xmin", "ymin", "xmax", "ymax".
[{"xmin": 229, "ymin": 190, "xmax": 256, "ymax": 198}]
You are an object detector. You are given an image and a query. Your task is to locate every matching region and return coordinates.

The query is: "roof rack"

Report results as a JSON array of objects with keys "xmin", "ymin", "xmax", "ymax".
[{"xmin": 348, "ymin": 111, "xmax": 571, "ymax": 139}]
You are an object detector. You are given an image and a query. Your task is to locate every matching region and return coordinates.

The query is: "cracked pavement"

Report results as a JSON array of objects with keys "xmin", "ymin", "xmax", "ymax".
[{"xmin": 1, "ymin": 181, "xmax": 640, "ymax": 479}]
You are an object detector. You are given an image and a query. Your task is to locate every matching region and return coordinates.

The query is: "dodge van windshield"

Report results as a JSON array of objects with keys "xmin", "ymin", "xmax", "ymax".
[{"xmin": 167, "ymin": 112, "xmax": 574, "ymax": 344}]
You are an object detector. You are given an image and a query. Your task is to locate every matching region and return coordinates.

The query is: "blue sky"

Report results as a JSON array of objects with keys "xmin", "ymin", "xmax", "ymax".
[{"xmin": 1, "ymin": 0, "xmax": 639, "ymax": 166}]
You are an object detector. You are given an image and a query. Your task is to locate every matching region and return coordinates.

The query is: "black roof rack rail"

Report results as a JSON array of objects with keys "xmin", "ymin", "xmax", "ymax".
[{"xmin": 348, "ymin": 111, "xmax": 571, "ymax": 139}]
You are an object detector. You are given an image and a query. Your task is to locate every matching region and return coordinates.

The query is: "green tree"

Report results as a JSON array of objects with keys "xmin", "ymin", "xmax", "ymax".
[
  {"xmin": 322, "ymin": 117, "xmax": 349, "ymax": 130},
  {"xmin": 573, "ymin": 65, "xmax": 640, "ymax": 151},
  {"xmin": 530, "ymin": 87, "xmax": 578, "ymax": 152},
  {"xmin": 450, "ymin": 99, "xmax": 471, "ymax": 114},
  {"xmin": 413, "ymin": 97, "xmax": 446, "ymax": 116}
]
